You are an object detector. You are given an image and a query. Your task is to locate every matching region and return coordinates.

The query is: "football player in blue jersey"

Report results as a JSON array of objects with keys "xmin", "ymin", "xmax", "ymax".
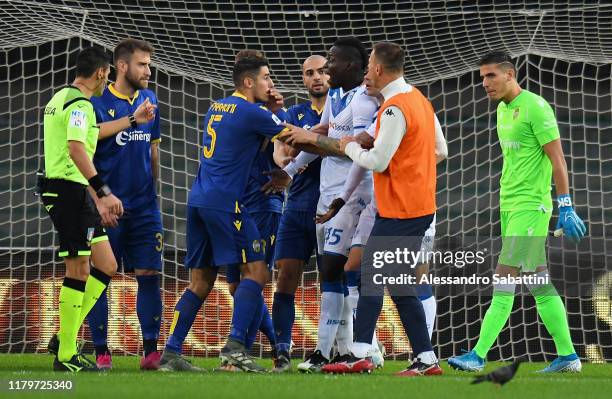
[
  {"xmin": 84, "ymin": 39, "xmax": 163, "ymax": 370},
  {"xmin": 269, "ymin": 55, "xmax": 329, "ymax": 373},
  {"xmin": 158, "ymin": 50, "xmax": 288, "ymax": 372},
  {"xmin": 219, "ymin": 106, "xmax": 290, "ymax": 370}
]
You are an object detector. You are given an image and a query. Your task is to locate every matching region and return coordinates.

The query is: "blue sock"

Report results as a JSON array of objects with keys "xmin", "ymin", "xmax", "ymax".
[
  {"xmin": 416, "ymin": 283, "xmax": 433, "ymax": 300},
  {"xmin": 136, "ymin": 275, "xmax": 162, "ymax": 356},
  {"xmin": 245, "ymin": 294, "xmax": 265, "ymax": 350},
  {"xmin": 229, "ymin": 279, "xmax": 263, "ymax": 345},
  {"xmin": 86, "ymin": 286, "xmax": 108, "ymax": 354},
  {"xmin": 354, "ymin": 294, "xmax": 383, "ymax": 345},
  {"xmin": 345, "ymin": 271, "xmax": 360, "ymax": 288},
  {"xmin": 272, "ymin": 292, "xmax": 294, "ymax": 353},
  {"xmin": 321, "ymin": 280, "xmax": 344, "ymax": 294},
  {"xmin": 258, "ymin": 301, "xmax": 276, "ymax": 347},
  {"xmin": 391, "ymin": 295, "xmax": 432, "ymax": 355},
  {"xmin": 165, "ymin": 289, "xmax": 204, "ymax": 354}
]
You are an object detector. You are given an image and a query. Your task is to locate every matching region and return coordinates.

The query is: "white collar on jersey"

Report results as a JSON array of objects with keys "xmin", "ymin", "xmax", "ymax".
[
  {"xmin": 336, "ymin": 85, "xmax": 360, "ymax": 98},
  {"xmin": 380, "ymin": 76, "xmax": 413, "ymax": 101}
]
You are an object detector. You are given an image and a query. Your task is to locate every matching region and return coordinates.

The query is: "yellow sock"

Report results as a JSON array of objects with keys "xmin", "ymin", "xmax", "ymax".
[{"xmin": 58, "ymin": 278, "xmax": 86, "ymax": 362}]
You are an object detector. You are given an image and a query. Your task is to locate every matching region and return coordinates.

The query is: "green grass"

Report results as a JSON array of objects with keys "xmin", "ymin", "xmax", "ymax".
[{"xmin": 0, "ymin": 354, "xmax": 610, "ymax": 399}]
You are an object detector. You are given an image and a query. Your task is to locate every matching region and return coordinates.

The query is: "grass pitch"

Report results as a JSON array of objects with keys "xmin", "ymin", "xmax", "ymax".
[{"xmin": 0, "ymin": 354, "xmax": 610, "ymax": 399}]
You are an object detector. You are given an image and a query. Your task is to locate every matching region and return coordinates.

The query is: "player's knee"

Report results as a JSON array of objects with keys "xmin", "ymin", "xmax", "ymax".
[
  {"xmin": 344, "ymin": 248, "xmax": 362, "ymax": 272},
  {"xmin": 68, "ymin": 267, "xmax": 90, "ymax": 281},
  {"xmin": 189, "ymin": 279, "xmax": 213, "ymax": 299},
  {"xmin": 64, "ymin": 256, "xmax": 90, "ymax": 280},
  {"xmin": 319, "ymin": 255, "xmax": 345, "ymax": 282},
  {"xmin": 275, "ymin": 261, "xmax": 303, "ymax": 294},
  {"xmin": 525, "ymin": 270, "xmax": 557, "ymax": 298},
  {"xmin": 95, "ymin": 257, "xmax": 118, "ymax": 277},
  {"xmin": 242, "ymin": 261, "xmax": 270, "ymax": 286},
  {"xmin": 415, "ymin": 262, "xmax": 429, "ymax": 282},
  {"xmin": 189, "ymin": 268, "xmax": 217, "ymax": 299}
]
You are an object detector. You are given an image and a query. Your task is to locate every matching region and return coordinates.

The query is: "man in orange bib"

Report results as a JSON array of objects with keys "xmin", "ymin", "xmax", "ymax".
[{"xmin": 322, "ymin": 42, "xmax": 442, "ymax": 377}]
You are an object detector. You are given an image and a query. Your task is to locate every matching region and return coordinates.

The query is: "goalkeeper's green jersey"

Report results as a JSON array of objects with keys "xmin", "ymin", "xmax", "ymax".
[
  {"xmin": 496, "ymin": 89, "xmax": 560, "ymax": 211},
  {"xmin": 43, "ymin": 86, "xmax": 99, "ymax": 186}
]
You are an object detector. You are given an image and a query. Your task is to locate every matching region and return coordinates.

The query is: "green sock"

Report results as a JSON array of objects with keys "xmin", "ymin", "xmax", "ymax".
[
  {"xmin": 78, "ymin": 268, "xmax": 112, "ymax": 327},
  {"xmin": 533, "ymin": 285, "xmax": 575, "ymax": 356},
  {"xmin": 58, "ymin": 278, "xmax": 86, "ymax": 362},
  {"xmin": 473, "ymin": 292, "xmax": 514, "ymax": 359}
]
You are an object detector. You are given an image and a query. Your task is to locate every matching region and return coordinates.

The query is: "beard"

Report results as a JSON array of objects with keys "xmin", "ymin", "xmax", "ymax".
[
  {"xmin": 125, "ymin": 68, "xmax": 147, "ymax": 90},
  {"xmin": 309, "ymin": 88, "xmax": 328, "ymax": 98}
]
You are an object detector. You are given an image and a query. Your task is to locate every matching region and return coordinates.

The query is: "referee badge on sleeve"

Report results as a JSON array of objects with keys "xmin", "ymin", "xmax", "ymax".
[
  {"xmin": 86, "ymin": 227, "xmax": 95, "ymax": 245},
  {"xmin": 69, "ymin": 109, "xmax": 87, "ymax": 127}
]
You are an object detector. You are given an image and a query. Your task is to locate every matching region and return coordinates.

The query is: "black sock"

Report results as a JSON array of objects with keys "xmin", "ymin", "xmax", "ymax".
[
  {"xmin": 143, "ymin": 339, "xmax": 158, "ymax": 357},
  {"xmin": 95, "ymin": 344, "xmax": 109, "ymax": 357}
]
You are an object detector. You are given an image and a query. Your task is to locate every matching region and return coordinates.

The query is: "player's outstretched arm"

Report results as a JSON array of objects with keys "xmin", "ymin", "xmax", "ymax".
[
  {"xmin": 343, "ymin": 105, "xmax": 406, "ymax": 172},
  {"xmin": 97, "ymin": 98, "xmax": 157, "ymax": 140},
  {"xmin": 279, "ymin": 122, "xmax": 345, "ymax": 157},
  {"xmin": 543, "ymin": 138, "xmax": 586, "ymax": 242}
]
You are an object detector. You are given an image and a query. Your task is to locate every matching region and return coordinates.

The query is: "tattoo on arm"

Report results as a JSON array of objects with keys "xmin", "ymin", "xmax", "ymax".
[{"xmin": 315, "ymin": 135, "xmax": 344, "ymax": 156}]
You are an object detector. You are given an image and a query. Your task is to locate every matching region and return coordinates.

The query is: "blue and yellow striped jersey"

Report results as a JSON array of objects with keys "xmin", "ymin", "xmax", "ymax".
[{"xmin": 188, "ymin": 92, "xmax": 286, "ymax": 212}]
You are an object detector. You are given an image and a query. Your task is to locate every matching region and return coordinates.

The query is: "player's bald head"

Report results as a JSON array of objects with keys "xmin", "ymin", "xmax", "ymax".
[
  {"xmin": 301, "ymin": 54, "xmax": 329, "ymax": 98},
  {"xmin": 302, "ymin": 55, "xmax": 326, "ymax": 71}
]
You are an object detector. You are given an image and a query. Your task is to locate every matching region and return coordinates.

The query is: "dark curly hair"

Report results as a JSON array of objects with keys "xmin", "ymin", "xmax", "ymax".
[{"xmin": 232, "ymin": 49, "xmax": 269, "ymax": 87}]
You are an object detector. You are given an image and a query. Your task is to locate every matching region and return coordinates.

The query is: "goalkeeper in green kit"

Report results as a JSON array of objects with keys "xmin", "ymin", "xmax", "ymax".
[{"xmin": 448, "ymin": 51, "xmax": 586, "ymax": 373}]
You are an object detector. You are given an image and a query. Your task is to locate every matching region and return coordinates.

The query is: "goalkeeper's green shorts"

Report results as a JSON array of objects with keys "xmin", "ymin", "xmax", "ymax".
[{"xmin": 499, "ymin": 209, "xmax": 552, "ymax": 272}]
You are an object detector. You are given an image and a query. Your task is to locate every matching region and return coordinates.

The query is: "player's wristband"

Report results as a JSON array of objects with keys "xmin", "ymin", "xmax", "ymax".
[
  {"xmin": 88, "ymin": 175, "xmax": 111, "ymax": 198},
  {"xmin": 557, "ymin": 194, "xmax": 572, "ymax": 208},
  {"xmin": 128, "ymin": 113, "xmax": 137, "ymax": 129},
  {"xmin": 283, "ymin": 162, "xmax": 298, "ymax": 179}
]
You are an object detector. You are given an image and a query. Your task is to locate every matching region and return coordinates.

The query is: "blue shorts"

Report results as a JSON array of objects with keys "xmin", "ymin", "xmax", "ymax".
[
  {"xmin": 274, "ymin": 209, "xmax": 317, "ymax": 264},
  {"xmin": 362, "ymin": 213, "xmax": 435, "ymax": 297},
  {"xmin": 185, "ymin": 206, "xmax": 265, "ymax": 269},
  {"xmin": 225, "ymin": 211, "xmax": 281, "ymax": 284},
  {"xmin": 107, "ymin": 207, "xmax": 163, "ymax": 272}
]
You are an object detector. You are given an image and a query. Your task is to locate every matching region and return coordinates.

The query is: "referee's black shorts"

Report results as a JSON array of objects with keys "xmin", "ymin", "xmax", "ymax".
[{"xmin": 40, "ymin": 179, "xmax": 107, "ymax": 258}]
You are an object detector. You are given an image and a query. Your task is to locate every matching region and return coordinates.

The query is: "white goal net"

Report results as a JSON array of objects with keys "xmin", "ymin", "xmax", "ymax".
[{"xmin": 0, "ymin": 0, "xmax": 610, "ymax": 362}]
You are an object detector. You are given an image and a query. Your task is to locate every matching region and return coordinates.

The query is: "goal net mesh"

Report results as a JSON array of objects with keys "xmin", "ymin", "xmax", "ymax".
[{"xmin": 0, "ymin": 0, "xmax": 610, "ymax": 362}]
